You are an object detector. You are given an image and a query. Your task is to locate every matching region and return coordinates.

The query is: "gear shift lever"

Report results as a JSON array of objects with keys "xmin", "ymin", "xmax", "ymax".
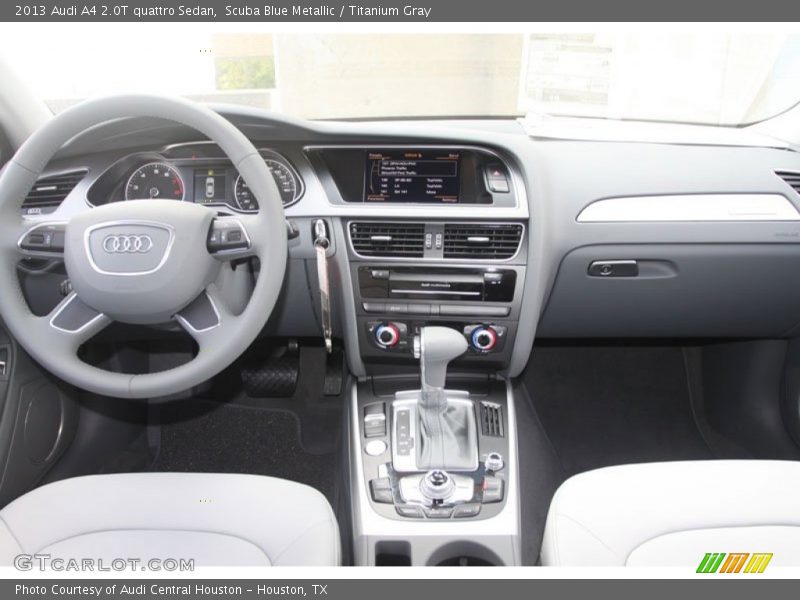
[
  {"xmin": 415, "ymin": 326, "xmax": 468, "ymax": 397},
  {"xmin": 412, "ymin": 326, "xmax": 477, "ymax": 470}
]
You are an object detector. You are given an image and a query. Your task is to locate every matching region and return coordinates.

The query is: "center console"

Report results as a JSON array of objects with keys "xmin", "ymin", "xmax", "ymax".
[
  {"xmin": 311, "ymin": 144, "xmax": 527, "ymax": 566},
  {"xmin": 350, "ymin": 374, "xmax": 521, "ymax": 566},
  {"xmin": 357, "ymin": 374, "xmax": 513, "ymax": 520}
]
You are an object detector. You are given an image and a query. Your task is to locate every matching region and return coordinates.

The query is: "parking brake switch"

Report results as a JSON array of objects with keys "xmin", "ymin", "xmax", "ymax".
[{"xmin": 364, "ymin": 403, "xmax": 386, "ymax": 438}]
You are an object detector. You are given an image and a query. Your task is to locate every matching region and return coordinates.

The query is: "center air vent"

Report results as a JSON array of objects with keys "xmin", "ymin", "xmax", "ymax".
[
  {"xmin": 22, "ymin": 170, "xmax": 87, "ymax": 215},
  {"xmin": 480, "ymin": 402, "xmax": 504, "ymax": 437},
  {"xmin": 443, "ymin": 223, "xmax": 523, "ymax": 260},
  {"xmin": 776, "ymin": 171, "xmax": 800, "ymax": 195},
  {"xmin": 349, "ymin": 222, "xmax": 425, "ymax": 258}
]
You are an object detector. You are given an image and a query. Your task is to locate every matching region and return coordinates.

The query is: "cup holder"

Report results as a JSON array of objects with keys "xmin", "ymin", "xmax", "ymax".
[{"xmin": 426, "ymin": 541, "xmax": 503, "ymax": 567}]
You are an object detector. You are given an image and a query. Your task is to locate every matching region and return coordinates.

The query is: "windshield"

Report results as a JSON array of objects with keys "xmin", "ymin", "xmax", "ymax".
[{"xmin": 1, "ymin": 26, "xmax": 799, "ymax": 126}]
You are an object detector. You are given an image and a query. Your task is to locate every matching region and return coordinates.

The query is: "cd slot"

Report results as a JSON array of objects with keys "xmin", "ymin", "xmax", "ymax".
[
  {"xmin": 358, "ymin": 266, "xmax": 516, "ymax": 303},
  {"xmin": 390, "ymin": 271, "xmax": 484, "ymax": 299},
  {"xmin": 390, "ymin": 289, "xmax": 483, "ymax": 297}
]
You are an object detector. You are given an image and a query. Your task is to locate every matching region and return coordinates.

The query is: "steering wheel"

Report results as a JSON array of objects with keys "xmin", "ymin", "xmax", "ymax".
[{"xmin": 0, "ymin": 95, "xmax": 287, "ymax": 399}]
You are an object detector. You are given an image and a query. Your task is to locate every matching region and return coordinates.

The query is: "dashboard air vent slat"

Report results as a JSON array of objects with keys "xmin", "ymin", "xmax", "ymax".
[
  {"xmin": 349, "ymin": 222, "xmax": 425, "ymax": 258},
  {"xmin": 480, "ymin": 402, "xmax": 504, "ymax": 437},
  {"xmin": 22, "ymin": 170, "xmax": 87, "ymax": 215},
  {"xmin": 777, "ymin": 171, "xmax": 800, "ymax": 195},
  {"xmin": 443, "ymin": 223, "xmax": 522, "ymax": 260}
]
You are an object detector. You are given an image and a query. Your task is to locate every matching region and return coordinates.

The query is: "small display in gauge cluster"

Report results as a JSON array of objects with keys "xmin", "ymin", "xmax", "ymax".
[{"xmin": 194, "ymin": 168, "xmax": 227, "ymax": 204}]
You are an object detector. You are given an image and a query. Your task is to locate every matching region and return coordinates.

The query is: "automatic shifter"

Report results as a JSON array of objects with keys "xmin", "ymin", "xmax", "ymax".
[{"xmin": 412, "ymin": 326, "xmax": 478, "ymax": 470}]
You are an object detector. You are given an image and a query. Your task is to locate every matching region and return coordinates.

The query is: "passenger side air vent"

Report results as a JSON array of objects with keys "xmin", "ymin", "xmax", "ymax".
[
  {"xmin": 443, "ymin": 223, "xmax": 523, "ymax": 260},
  {"xmin": 776, "ymin": 171, "xmax": 800, "ymax": 195},
  {"xmin": 480, "ymin": 402, "xmax": 504, "ymax": 437},
  {"xmin": 349, "ymin": 222, "xmax": 426, "ymax": 258},
  {"xmin": 22, "ymin": 170, "xmax": 87, "ymax": 215}
]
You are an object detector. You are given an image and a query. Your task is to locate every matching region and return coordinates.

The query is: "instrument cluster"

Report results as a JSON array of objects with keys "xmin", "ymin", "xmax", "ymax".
[{"xmin": 122, "ymin": 149, "xmax": 303, "ymax": 212}]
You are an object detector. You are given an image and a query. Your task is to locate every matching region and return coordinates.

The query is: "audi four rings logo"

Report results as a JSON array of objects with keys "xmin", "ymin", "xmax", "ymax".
[{"xmin": 102, "ymin": 234, "xmax": 154, "ymax": 254}]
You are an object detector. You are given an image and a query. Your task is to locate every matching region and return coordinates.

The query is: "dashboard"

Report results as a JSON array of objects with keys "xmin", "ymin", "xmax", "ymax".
[{"xmin": 13, "ymin": 106, "xmax": 800, "ymax": 380}]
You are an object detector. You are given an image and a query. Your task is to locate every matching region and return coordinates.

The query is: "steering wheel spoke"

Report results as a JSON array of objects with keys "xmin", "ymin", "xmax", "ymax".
[
  {"xmin": 206, "ymin": 215, "xmax": 257, "ymax": 261},
  {"xmin": 45, "ymin": 293, "xmax": 112, "ymax": 348},
  {"xmin": 17, "ymin": 221, "xmax": 68, "ymax": 259},
  {"xmin": 174, "ymin": 285, "xmax": 231, "ymax": 349}
]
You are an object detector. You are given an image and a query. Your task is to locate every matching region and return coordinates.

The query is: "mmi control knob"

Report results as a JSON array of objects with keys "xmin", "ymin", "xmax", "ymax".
[
  {"xmin": 471, "ymin": 326, "xmax": 498, "ymax": 352},
  {"xmin": 375, "ymin": 323, "xmax": 401, "ymax": 348}
]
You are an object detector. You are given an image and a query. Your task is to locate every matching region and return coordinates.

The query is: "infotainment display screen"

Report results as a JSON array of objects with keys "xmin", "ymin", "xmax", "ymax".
[{"xmin": 364, "ymin": 150, "xmax": 461, "ymax": 203}]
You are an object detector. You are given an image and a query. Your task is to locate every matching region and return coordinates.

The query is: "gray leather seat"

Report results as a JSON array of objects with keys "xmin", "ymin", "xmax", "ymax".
[
  {"xmin": 0, "ymin": 472, "xmax": 340, "ymax": 566},
  {"xmin": 542, "ymin": 460, "xmax": 800, "ymax": 566}
]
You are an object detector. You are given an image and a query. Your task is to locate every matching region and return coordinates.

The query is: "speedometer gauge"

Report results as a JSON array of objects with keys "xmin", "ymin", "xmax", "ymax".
[
  {"xmin": 234, "ymin": 159, "xmax": 300, "ymax": 210},
  {"xmin": 125, "ymin": 162, "xmax": 185, "ymax": 201}
]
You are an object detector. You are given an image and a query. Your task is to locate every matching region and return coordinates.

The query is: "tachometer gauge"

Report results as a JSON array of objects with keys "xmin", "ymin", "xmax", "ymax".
[
  {"xmin": 234, "ymin": 158, "xmax": 300, "ymax": 210},
  {"xmin": 125, "ymin": 162, "xmax": 185, "ymax": 201}
]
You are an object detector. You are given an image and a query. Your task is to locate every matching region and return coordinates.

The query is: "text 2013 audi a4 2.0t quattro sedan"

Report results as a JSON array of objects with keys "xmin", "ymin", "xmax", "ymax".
[{"xmin": 0, "ymin": 31, "xmax": 799, "ymax": 568}]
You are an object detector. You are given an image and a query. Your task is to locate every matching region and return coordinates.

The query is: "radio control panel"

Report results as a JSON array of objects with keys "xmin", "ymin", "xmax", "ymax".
[{"xmin": 352, "ymin": 263, "xmax": 524, "ymax": 368}]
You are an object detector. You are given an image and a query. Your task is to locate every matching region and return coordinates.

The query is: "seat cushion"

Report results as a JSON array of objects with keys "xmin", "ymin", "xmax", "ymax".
[
  {"xmin": 541, "ymin": 460, "xmax": 800, "ymax": 566},
  {"xmin": 0, "ymin": 472, "xmax": 340, "ymax": 566}
]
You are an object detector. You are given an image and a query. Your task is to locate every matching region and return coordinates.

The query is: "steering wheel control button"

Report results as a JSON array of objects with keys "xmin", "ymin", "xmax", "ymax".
[
  {"xmin": 369, "ymin": 477, "xmax": 394, "ymax": 504},
  {"xmin": 482, "ymin": 476, "xmax": 504, "ymax": 504},
  {"xmin": 19, "ymin": 224, "xmax": 66, "ymax": 253},
  {"xmin": 207, "ymin": 221, "xmax": 249, "ymax": 253},
  {"xmin": 484, "ymin": 452, "xmax": 505, "ymax": 473}
]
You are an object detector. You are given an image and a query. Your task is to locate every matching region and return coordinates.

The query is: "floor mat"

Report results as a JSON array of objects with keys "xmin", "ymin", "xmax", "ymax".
[
  {"xmin": 523, "ymin": 344, "xmax": 715, "ymax": 477},
  {"xmin": 212, "ymin": 346, "xmax": 343, "ymax": 456},
  {"xmin": 152, "ymin": 402, "xmax": 337, "ymax": 506}
]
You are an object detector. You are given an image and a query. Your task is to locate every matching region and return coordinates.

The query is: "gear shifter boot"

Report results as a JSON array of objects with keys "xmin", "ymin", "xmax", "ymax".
[
  {"xmin": 417, "ymin": 397, "xmax": 478, "ymax": 470},
  {"xmin": 413, "ymin": 327, "xmax": 477, "ymax": 470}
]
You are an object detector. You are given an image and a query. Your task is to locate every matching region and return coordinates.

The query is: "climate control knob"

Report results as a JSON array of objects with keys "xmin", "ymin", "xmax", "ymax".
[
  {"xmin": 375, "ymin": 323, "xmax": 401, "ymax": 348},
  {"xmin": 471, "ymin": 326, "xmax": 498, "ymax": 352}
]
